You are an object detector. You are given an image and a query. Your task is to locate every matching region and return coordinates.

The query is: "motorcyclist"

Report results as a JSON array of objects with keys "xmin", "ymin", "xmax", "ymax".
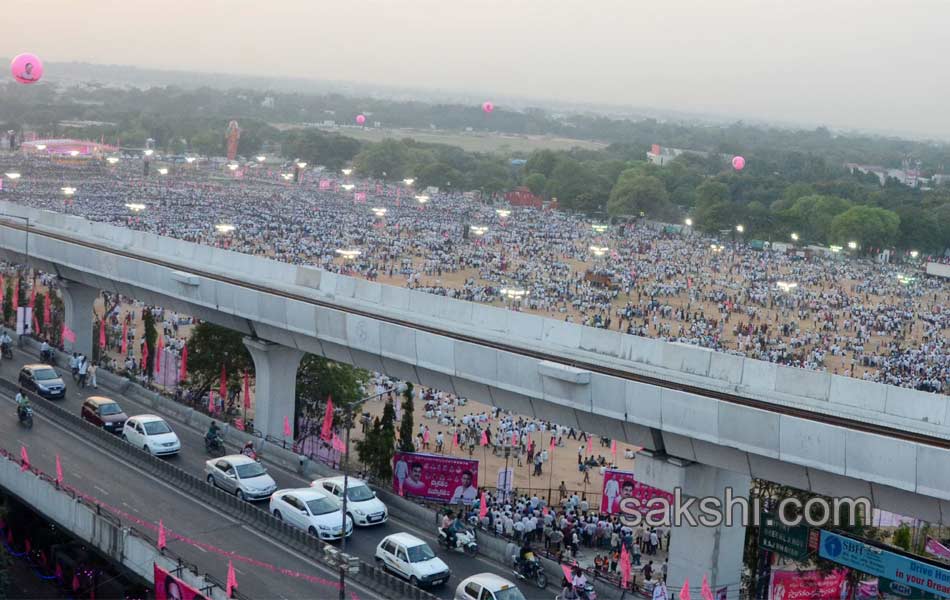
[
  {"xmin": 517, "ymin": 540, "xmax": 535, "ymax": 573},
  {"xmin": 40, "ymin": 338, "xmax": 51, "ymax": 360},
  {"xmin": 206, "ymin": 421, "xmax": 221, "ymax": 449},
  {"xmin": 15, "ymin": 388, "xmax": 30, "ymax": 421},
  {"xmin": 241, "ymin": 440, "xmax": 256, "ymax": 459},
  {"xmin": 447, "ymin": 512, "xmax": 466, "ymax": 549},
  {"xmin": 571, "ymin": 567, "xmax": 590, "ymax": 600},
  {"xmin": 1, "ymin": 330, "xmax": 12, "ymax": 357}
]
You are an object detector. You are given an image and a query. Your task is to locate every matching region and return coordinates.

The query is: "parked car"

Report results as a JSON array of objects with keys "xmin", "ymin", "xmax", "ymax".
[
  {"xmin": 122, "ymin": 415, "xmax": 181, "ymax": 456},
  {"xmin": 18, "ymin": 364, "xmax": 66, "ymax": 399},
  {"xmin": 204, "ymin": 454, "xmax": 277, "ymax": 501},
  {"xmin": 80, "ymin": 396, "xmax": 127, "ymax": 434},
  {"xmin": 455, "ymin": 574, "xmax": 526, "ymax": 600},
  {"xmin": 311, "ymin": 476, "xmax": 388, "ymax": 526},
  {"xmin": 375, "ymin": 533, "xmax": 450, "ymax": 587},
  {"xmin": 269, "ymin": 488, "xmax": 353, "ymax": 540}
]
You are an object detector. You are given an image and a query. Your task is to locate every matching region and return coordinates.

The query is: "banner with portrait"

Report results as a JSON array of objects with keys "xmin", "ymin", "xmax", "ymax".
[
  {"xmin": 155, "ymin": 564, "xmax": 206, "ymax": 600},
  {"xmin": 392, "ymin": 451, "xmax": 478, "ymax": 505},
  {"xmin": 601, "ymin": 469, "xmax": 674, "ymax": 515}
]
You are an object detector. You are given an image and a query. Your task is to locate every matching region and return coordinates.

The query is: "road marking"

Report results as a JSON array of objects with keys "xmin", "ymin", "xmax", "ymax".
[
  {"xmin": 94, "ymin": 485, "xmax": 110, "ymax": 496},
  {"xmin": 194, "ymin": 544, "xmax": 208, "ymax": 553},
  {"xmin": 16, "ymin": 439, "xmax": 28, "ymax": 447}
]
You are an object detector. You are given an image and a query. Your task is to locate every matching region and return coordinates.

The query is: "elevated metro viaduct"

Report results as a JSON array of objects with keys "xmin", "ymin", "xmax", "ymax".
[{"xmin": 1, "ymin": 201, "xmax": 948, "ymax": 597}]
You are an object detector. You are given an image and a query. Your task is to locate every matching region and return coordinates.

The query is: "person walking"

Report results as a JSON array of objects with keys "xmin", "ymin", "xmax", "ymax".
[
  {"xmin": 77, "ymin": 356, "xmax": 89, "ymax": 388},
  {"xmin": 89, "ymin": 362, "xmax": 98, "ymax": 389}
]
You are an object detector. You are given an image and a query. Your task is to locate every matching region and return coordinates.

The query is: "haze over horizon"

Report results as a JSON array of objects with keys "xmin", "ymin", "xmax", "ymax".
[{"xmin": 3, "ymin": 0, "xmax": 947, "ymax": 139}]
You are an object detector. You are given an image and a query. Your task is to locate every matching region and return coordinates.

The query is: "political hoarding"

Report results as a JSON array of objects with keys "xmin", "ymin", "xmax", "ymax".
[{"xmin": 393, "ymin": 451, "xmax": 479, "ymax": 505}]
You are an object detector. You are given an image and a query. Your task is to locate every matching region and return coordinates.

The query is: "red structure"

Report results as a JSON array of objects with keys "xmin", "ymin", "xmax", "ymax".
[
  {"xmin": 226, "ymin": 120, "xmax": 241, "ymax": 161},
  {"xmin": 505, "ymin": 186, "xmax": 543, "ymax": 208}
]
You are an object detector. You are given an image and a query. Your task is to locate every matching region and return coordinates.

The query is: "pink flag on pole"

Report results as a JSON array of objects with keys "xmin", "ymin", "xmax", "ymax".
[
  {"xmin": 226, "ymin": 560, "xmax": 237, "ymax": 597},
  {"xmin": 141, "ymin": 341, "xmax": 149, "ymax": 370},
  {"xmin": 62, "ymin": 324, "xmax": 76, "ymax": 344},
  {"xmin": 611, "ymin": 439, "xmax": 617, "ymax": 459},
  {"xmin": 586, "ymin": 435, "xmax": 593, "ymax": 455},
  {"xmin": 320, "ymin": 396, "xmax": 334, "ymax": 440},
  {"xmin": 283, "ymin": 416, "xmax": 293, "ymax": 438},
  {"xmin": 234, "ymin": 418, "xmax": 245, "ymax": 431},
  {"xmin": 542, "ymin": 505, "xmax": 549, "ymax": 517},
  {"xmin": 55, "ymin": 455, "xmax": 63, "ymax": 485},
  {"xmin": 20, "ymin": 445, "xmax": 29, "ymax": 472},
  {"xmin": 620, "ymin": 543, "xmax": 631, "ymax": 588},
  {"xmin": 478, "ymin": 492, "xmax": 488, "ymax": 519},
  {"xmin": 701, "ymin": 574, "xmax": 714, "ymax": 600},
  {"xmin": 157, "ymin": 520, "xmax": 167, "ymax": 550},
  {"xmin": 679, "ymin": 578, "xmax": 691, "ymax": 600},
  {"xmin": 550, "ymin": 435, "xmax": 556, "ymax": 450},
  {"xmin": 243, "ymin": 370, "xmax": 251, "ymax": 409},
  {"xmin": 12, "ymin": 280, "xmax": 18, "ymax": 312},
  {"xmin": 331, "ymin": 434, "xmax": 346, "ymax": 453},
  {"xmin": 208, "ymin": 390, "xmax": 215, "ymax": 414},
  {"xmin": 480, "ymin": 429, "xmax": 488, "ymax": 446},
  {"xmin": 561, "ymin": 564, "xmax": 573, "ymax": 583},
  {"xmin": 120, "ymin": 321, "xmax": 128, "ymax": 354},
  {"xmin": 452, "ymin": 432, "xmax": 458, "ymax": 449},
  {"xmin": 179, "ymin": 344, "xmax": 188, "ymax": 381},
  {"xmin": 32, "ymin": 315, "xmax": 39, "ymax": 337},
  {"xmin": 98, "ymin": 319, "xmax": 106, "ymax": 348},
  {"xmin": 423, "ymin": 429, "xmax": 430, "ymax": 444}
]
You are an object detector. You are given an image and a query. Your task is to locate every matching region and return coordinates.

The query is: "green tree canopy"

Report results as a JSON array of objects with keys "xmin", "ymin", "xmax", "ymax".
[
  {"xmin": 295, "ymin": 355, "xmax": 368, "ymax": 419},
  {"xmin": 607, "ymin": 173, "xmax": 671, "ymax": 218},
  {"xmin": 184, "ymin": 322, "xmax": 253, "ymax": 395},
  {"xmin": 829, "ymin": 205, "xmax": 901, "ymax": 249}
]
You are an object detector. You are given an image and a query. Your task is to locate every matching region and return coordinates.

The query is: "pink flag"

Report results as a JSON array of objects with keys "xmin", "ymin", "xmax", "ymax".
[
  {"xmin": 155, "ymin": 336, "xmax": 164, "ymax": 374},
  {"xmin": 700, "ymin": 575, "xmax": 714, "ymax": 600},
  {"xmin": 620, "ymin": 543, "xmax": 631, "ymax": 588},
  {"xmin": 120, "ymin": 321, "xmax": 128, "ymax": 354},
  {"xmin": 55, "ymin": 455, "xmax": 63, "ymax": 485},
  {"xmin": 208, "ymin": 390, "xmax": 215, "ymax": 414},
  {"xmin": 72, "ymin": 573, "xmax": 80, "ymax": 592},
  {"xmin": 20, "ymin": 445, "xmax": 29, "ymax": 472},
  {"xmin": 141, "ymin": 341, "xmax": 149, "ymax": 370},
  {"xmin": 550, "ymin": 435, "xmax": 556, "ymax": 450},
  {"xmin": 12, "ymin": 279, "xmax": 18, "ymax": 312},
  {"xmin": 561, "ymin": 564, "xmax": 573, "ymax": 583},
  {"xmin": 219, "ymin": 363, "xmax": 227, "ymax": 401},
  {"xmin": 511, "ymin": 430, "xmax": 519, "ymax": 446},
  {"xmin": 158, "ymin": 520, "xmax": 167, "ymax": 550},
  {"xmin": 243, "ymin": 370, "xmax": 251, "ymax": 409},
  {"xmin": 179, "ymin": 344, "xmax": 188, "ymax": 381},
  {"xmin": 234, "ymin": 418, "xmax": 245, "ymax": 431},
  {"xmin": 283, "ymin": 415, "xmax": 293, "ymax": 438},
  {"xmin": 423, "ymin": 429, "xmax": 430, "ymax": 444},
  {"xmin": 62, "ymin": 324, "xmax": 76, "ymax": 344},
  {"xmin": 331, "ymin": 434, "xmax": 346, "ymax": 453},
  {"xmin": 679, "ymin": 578, "xmax": 691, "ymax": 600},
  {"xmin": 320, "ymin": 396, "xmax": 334, "ymax": 440},
  {"xmin": 611, "ymin": 440, "xmax": 617, "ymax": 459},
  {"xmin": 98, "ymin": 319, "xmax": 106, "ymax": 348},
  {"xmin": 32, "ymin": 315, "xmax": 39, "ymax": 336},
  {"xmin": 452, "ymin": 432, "xmax": 458, "ymax": 449},
  {"xmin": 478, "ymin": 492, "xmax": 488, "ymax": 519},
  {"xmin": 480, "ymin": 429, "xmax": 488, "ymax": 446},
  {"xmin": 586, "ymin": 435, "xmax": 593, "ymax": 455},
  {"xmin": 226, "ymin": 560, "xmax": 238, "ymax": 597},
  {"xmin": 542, "ymin": 505, "xmax": 549, "ymax": 517}
]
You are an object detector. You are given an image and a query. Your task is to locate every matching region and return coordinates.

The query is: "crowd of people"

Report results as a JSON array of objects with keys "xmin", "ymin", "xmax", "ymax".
[{"xmin": 0, "ymin": 152, "xmax": 946, "ymax": 396}]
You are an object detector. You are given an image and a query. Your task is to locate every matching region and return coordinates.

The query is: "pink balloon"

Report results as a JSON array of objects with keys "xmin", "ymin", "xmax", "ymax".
[
  {"xmin": 10, "ymin": 53, "xmax": 43, "ymax": 84},
  {"xmin": 732, "ymin": 156, "xmax": 745, "ymax": 171},
  {"xmin": 355, "ymin": 114, "xmax": 366, "ymax": 125},
  {"xmin": 482, "ymin": 101, "xmax": 494, "ymax": 114}
]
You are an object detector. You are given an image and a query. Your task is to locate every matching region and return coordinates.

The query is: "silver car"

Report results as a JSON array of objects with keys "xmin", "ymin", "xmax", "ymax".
[{"xmin": 204, "ymin": 454, "xmax": 277, "ymax": 501}]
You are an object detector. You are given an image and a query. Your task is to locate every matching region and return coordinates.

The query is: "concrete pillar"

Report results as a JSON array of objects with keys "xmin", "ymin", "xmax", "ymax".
[
  {"xmin": 634, "ymin": 452, "xmax": 750, "ymax": 599},
  {"xmin": 59, "ymin": 280, "xmax": 98, "ymax": 359},
  {"xmin": 243, "ymin": 337, "xmax": 304, "ymax": 443}
]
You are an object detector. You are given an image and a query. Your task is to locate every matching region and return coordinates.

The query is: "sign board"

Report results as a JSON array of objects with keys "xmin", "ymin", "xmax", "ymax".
[
  {"xmin": 819, "ymin": 530, "xmax": 950, "ymax": 599},
  {"xmin": 758, "ymin": 511, "xmax": 811, "ymax": 561}
]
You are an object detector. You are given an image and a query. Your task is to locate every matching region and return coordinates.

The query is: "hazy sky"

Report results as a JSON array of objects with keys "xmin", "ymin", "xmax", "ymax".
[{"xmin": 3, "ymin": 0, "xmax": 948, "ymax": 137}]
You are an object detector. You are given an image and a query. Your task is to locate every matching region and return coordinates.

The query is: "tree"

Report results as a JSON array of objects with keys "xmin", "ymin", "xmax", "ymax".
[
  {"xmin": 829, "ymin": 206, "xmax": 900, "ymax": 249},
  {"xmin": 469, "ymin": 159, "xmax": 511, "ymax": 195},
  {"xmin": 2, "ymin": 279, "xmax": 12, "ymax": 324},
  {"xmin": 524, "ymin": 150, "xmax": 561, "ymax": 178},
  {"xmin": 607, "ymin": 173, "xmax": 671, "ymax": 218},
  {"xmin": 356, "ymin": 400, "xmax": 397, "ymax": 480},
  {"xmin": 893, "ymin": 524, "xmax": 912, "ymax": 552},
  {"xmin": 693, "ymin": 181, "xmax": 735, "ymax": 232},
  {"xmin": 415, "ymin": 162, "xmax": 463, "ymax": 191},
  {"xmin": 398, "ymin": 382, "xmax": 415, "ymax": 452},
  {"xmin": 896, "ymin": 206, "xmax": 944, "ymax": 252},
  {"xmin": 780, "ymin": 194, "xmax": 852, "ymax": 244},
  {"xmin": 523, "ymin": 173, "xmax": 547, "ymax": 196},
  {"xmin": 354, "ymin": 139, "xmax": 411, "ymax": 179},
  {"xmin": 295, "ymin": 355, "xmax": 368, "ymax": 419},
  {"xmin": 545, "ymin": 159, "xmax": 609, "ymax": 213},
  {"xmin": 183, "ymin": 322, "xmax": 252, "ymax": 395}
]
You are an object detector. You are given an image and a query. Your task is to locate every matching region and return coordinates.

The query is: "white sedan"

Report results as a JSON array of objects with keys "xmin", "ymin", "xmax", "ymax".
[
  {"xmin": 204, "ymin": 455, "xmax": 277, "ymax": 501},
  {"xmin": 122, "ymin": 415, "xmax": 181, "ymax": 456},
  {"xmin": 269, "ymin": 488, "xmax": 354, "ymax": 540},
  {"xmin": 311, "ymin": 476, "xmax": 388, "ymax": 526}
]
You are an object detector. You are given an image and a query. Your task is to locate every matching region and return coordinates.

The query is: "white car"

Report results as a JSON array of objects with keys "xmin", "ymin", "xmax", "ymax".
[
  {"xmin": 204, "ymin": 455, "xmax": 277, "ymax": 501},
  {"xmin": 455, "ymin": 574, "xmax": 526, "ymax": 600},
  {"xmin": 122, "ymin": 415, "xmax": 181, "ymax": 456},
  {"xmin": 269, "ymin": 488, "xmax": 354, "ymax": 540},
  {"xmin": 375, "ymin": 533, "xmax": 450, "ymax": 587},
  {"xmin": 311, "ymin": 476, "xmax": 388, "ymax": 526}
]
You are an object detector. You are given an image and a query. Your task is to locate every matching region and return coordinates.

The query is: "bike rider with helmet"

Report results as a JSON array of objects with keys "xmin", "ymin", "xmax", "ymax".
[
  {"xmin": 15, "ymin": 388, "xmax": 30, "ymax": 422},
  {"xmin": 206, "ymin": 421, "xmax": 221, "ymax": 449}
]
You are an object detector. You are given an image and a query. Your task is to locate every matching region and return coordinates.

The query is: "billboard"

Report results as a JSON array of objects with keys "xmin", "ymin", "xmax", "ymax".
[
  {"xmin": 769, "ymin": 569, "xmax": 848, "ymax": 600},
  {"xmin": 154, "ymin": 564, "xmax": 206, "ymax": 600},
  {"xmin": 393, "ymin": 451, "xmax": 478, "ymax": 505},
  {"xmin": 601, "ymin": 469, "xmax": 674, "ymax": 515}
]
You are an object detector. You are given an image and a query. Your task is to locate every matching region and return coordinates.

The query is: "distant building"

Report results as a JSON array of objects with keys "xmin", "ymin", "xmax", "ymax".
[
  {"xmin": 845, "ymin": 162, "xmax": 945, "ymax": 189},
  {"xmin": 646, "ymin": 144, "xmax": 709, "ymax": 166},
  {"xmin": 261, "ymin": 96, "xmax": 275, "ymax": 108}
]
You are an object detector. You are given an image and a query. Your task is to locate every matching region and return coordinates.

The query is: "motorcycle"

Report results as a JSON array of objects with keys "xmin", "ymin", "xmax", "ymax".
[
  {"xmin": 205, "ymin": 435, "xmax": 225, "ymax": 456},
  {"xmin": 17, "ymin": 406, "xmax": 33, "ymax": 429},
  {"xmin": 40, "ymin": 348, "xmax": 55, "ymax": 366},
  {"xmin": 1, "ymin": 343, "xmax": 12, "ymax": 360},
  {"xmin": 513, "ymin": 557, "xmax": 548, "ymax": 589},
  {"xmin": 437, "ymin": 527, "xmax": 479, "ymax": 557},
  {"xmin": 555, "ymin": 583, "xmax": 597, "ymax": 600}
]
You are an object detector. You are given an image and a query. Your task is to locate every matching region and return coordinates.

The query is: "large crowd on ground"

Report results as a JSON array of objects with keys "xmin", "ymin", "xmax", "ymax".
[{"xmin": 0, "ymin": 153, "xmax": 947, "ymax": 395}]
